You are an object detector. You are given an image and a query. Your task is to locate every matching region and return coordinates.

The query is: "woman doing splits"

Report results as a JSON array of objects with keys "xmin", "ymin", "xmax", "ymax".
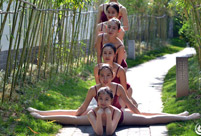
[{"xmin": 28, "ymin": 65, "xmax": 200, "ymax": 126}]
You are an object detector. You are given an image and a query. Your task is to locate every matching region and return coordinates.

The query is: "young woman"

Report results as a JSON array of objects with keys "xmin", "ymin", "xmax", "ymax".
[
  {"xmin": 96, "ymin": 3, "xmax": 125, "ymax": 41},
  {"xmin": 87, "ymin": 87, "xmax": 121, "ymax": 135},
  {"xmin": 28, "ymin": 65, "xmax": 200, "ymax": 126},
  {"xmin": 96, "ymin": 0, "xmax": 129, "ymax": 31},
  {"xmin": 95, "ymin": 18, "xmax": 128, "ymax": 69},
  {"xmin": 94, "ymin": 43, "xmax": 137, "ymax": 108}
]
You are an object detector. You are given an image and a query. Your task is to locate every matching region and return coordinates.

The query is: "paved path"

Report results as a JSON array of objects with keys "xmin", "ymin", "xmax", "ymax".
[{"xmin": 56, "ymin": 47, "xmax": 196, "ymax": 136}]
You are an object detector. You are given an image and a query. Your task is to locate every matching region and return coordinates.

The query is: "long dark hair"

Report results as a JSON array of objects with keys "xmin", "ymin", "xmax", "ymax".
[
  {"xmin": 98, "ymin": 64, "xmax": 114, "ymax": 77},
  {"xmin": 106, "ymin": 2, "xmax": 119, "ymax": 14},
  {"xmin": 101, "ymin": 43, "xmax": 116, "ymax": 57},
  {"xmin": 97, "ymin": 87, "xmax": 114, "ymax": 99}
]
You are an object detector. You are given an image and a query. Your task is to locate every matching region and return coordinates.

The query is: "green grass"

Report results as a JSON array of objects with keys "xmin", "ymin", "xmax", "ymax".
[
  {"xmin": 162, "ymin": 56, "xmax": 201, "ymax": 136},
  {"xmin": 0, "ymin": 63, "xmax": 96, "ymax": 135},
  {"xmin": 127, "ymin": 38, "xmax": 186, "ymax": 68}
]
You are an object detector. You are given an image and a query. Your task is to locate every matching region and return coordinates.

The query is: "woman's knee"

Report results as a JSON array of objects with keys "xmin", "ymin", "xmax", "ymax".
[{"xmin": 127, "ymin": 87, "xmax": 133, "ymax": 97}]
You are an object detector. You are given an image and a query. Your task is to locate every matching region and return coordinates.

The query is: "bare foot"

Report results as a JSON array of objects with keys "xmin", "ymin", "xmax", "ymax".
[
  {"xmin": 30, "ymin": 112, "xmax": 43, "ymax": 119},
  {"xmin": 187, "ymin": 113, "xmax": 200, "ymax": 120},
  {"xmin": 178, "ymin": 111, "xmax": 189, "ymax": 116},
  {"xmin": 27, "ymin": 107, "xmax": 39, "ymax": 113}
]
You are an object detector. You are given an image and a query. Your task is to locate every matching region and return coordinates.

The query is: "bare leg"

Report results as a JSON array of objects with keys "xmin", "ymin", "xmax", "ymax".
[
  {"xmin": 124, "ymin": 109, "xmax": 189, "ymax": 116},
  {"xmin": 122, "ymin": 111, "xmax": 200, "ymax": 125},
  {"xmin": 30, "ymin": 112, "xmax": 90, "ymax": 125},
  {"xmin": 27, "ymin": 107, "xmax": 91, "ymax": 116}
]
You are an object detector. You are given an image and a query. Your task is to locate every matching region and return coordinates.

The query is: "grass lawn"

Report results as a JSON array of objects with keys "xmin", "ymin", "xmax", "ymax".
[
  {"xmin": 162, "ymin": 56, "xmax": 201, "ymax": 136},
  {"xmin": 127, "ymin": 38, "xmax": 186, "ymax": 68},
  {"xmin": 0, "ymin": 64, "xmax": 96, "ymax": 135},
  {"xmin": 0, "ymin": 38, "xmax": 191, "ymax": 135}
]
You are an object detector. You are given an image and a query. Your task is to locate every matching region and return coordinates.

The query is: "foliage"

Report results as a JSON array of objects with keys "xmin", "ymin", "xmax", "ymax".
[
  {"xmin": 168, "ymin": 0, "xmax": 201, "ymax": 67},
  {"xmin": 162, "ymin": 56, "xmax": 201, "ymax": 135},
  {"xmin": 118, "ymin": 0, "xmax": 169, "ymax": 15},
  {"xmin": 118, "ymin": 0, "xmax": 149, "ymax": 14},
  {"xmin": 0, "ymin": 63, "xmax": 96, "ymax": 135},
  {"xmin": 127, "ymin": 38, "xmax": 186, "ymax": 68}
]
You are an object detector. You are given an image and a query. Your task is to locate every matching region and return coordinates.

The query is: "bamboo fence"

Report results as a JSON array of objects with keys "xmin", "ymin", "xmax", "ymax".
[
  {"xmin": 0, "ymin": 0, "xmax": 178, "ymax": 103},
  {"xmin": 0, "ymin": 1, "xmax": 97, "ymax": 103}
]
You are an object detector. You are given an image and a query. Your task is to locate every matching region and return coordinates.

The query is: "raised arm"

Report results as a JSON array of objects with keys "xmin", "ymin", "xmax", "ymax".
[
  {"xmin": 95, "ymin": 34, "xmax": 103, "ymax": 64},
  {"xmin": 94, "ymin": 65, "xmax": 100, "ymax": 84},
  {"xmin": 95, "ymin": 24, "xmax": 101, "ymax": 40},
  {"xmin": 87, "ymin": 108, "xmax": 104, "ymax": 135},
  {"xmin": 117, "ymin": 84, "xmax": 140, "ymax": 114},
  {"xmin": 96, "ymin": 4, "xmax": 103, "ymax": 25},
  {"xmin": 117, "ymin": 27, "xmax": 125, "ymax": 41},
  {"xmin": 121, "ymin": 7, "xmax": 129, "ymax": 31},
  {"xmin": 118, "ymin": 67, "xmax": 128, "ymax": 92},
  {"xmin": 117, "ymin": 45, "xmax": 125, "ymax": 65},
  {"xmin": 105, "ymin": 107, "xmax": 121, "ymax": 135},
  {"xmin": 75, "ymin": 87, "xmax": 95, "ymax": 116}
]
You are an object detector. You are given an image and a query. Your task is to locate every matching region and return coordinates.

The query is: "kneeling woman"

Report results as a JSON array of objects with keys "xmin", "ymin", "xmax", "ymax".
[
  {"xmin": 29, "ymin": 65, "xmax": 200, "ymax": 125},
  {"xmin": 94, "ymin": 43, "xmax": 137, "ymax": 108},
  {"xmin": 96, "ymin": 2, "xmax": 125, "ymax": 41},
  {"xmin": 95, "ymin": 18, "xmax": 127, "ymax": 69}
]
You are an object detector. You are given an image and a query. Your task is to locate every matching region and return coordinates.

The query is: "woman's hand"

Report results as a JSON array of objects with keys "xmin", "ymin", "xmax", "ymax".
[
  {"xmin": 105, "ymin": 108, "xmax": 112, "ymax": 116},
  {"xmin": 97, "ymin": 108, "xmax": 104, "ymax": 116}
]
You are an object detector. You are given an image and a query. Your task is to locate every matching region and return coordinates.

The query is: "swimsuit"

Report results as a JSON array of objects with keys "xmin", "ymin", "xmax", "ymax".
[
  {"xmin": 100, "ymin": 4, "xmax": 108, "ymax": 23},
  {"xmin": 112, "ymin": 66, "xmax": 130, "ymax": 89},
  {"xmin": 94, "ymin": 84, "xmax": 124, "ymax": 124}
]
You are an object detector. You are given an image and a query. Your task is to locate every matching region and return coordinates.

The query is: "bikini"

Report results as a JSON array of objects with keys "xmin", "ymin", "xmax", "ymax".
[
  {"xmin": 94, "ymin": 85, "xmax": 124, "ymax": 124},
  {"xmin": 112, "ymin": 66, "xmax": 131, "ymax": 89}
]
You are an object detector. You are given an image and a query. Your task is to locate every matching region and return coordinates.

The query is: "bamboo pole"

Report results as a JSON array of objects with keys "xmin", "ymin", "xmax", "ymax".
[
  {"xmin": 2, "ymin": 0, "xmax": 19, "ymax": 103},
  {"xmin": 10, "ymin": 2, "xmax": 25, "ymax": 100},
  {"xmin": 0, "ymin": 0, "xmax": 13, "ymax": 52},
  {"xmin": 9, "ymin": 0, "xmax": 36, "ymax": 100},
  {"xmin": 67, "ymin": 9, "xmax": 76, "ymax": 74}
]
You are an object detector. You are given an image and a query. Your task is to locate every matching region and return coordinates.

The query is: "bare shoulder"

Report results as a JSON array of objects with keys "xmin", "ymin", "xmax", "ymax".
[
  {"xmin": 98, "ymin": 4, "xmax": 104, "ymax": 11},
  {"xmin": 110, "ymin": 105, "xmax": 121, "ymax": 114},
  {"xmin": 119, "ymin": 4, "xmax": 127, "ymax": 12},
  {"xmin": 97, "ymin": 33, "xmax": 104, "ymax": 40},
  {"xmin": 114, "ymin": 63, "xmax": 124, "ymax": 70},
  {"xmin": 89, "ymin": 85, "xmax": 97, "ymax": 94},
  {"xmin": 94, "ymin": 63, "xmax": 104, "ymax": 70},
  {"xmin": 99, "ymin": 3, "xmax": 108, "ymax": 11},
  {"xmin": 111, "ymin": 82, "xmax": 124, "ymax": 89},
  {"xmin": 116, "ymin": 37, "xmax": 124, "ymax": 46}
]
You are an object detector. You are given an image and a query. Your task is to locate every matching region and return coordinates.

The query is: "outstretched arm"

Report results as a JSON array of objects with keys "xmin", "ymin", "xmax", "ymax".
[
  {"xmin": 118, "ymin": 84, "xmax": 140, "ymax": 114},
  {"xmin": 76, "ymin": 87, "xmax": 95, "ymax": 116}
]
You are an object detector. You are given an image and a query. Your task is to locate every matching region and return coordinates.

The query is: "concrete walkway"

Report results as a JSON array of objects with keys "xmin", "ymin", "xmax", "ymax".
[{"xmin": 56, "ymin": 47, "xmax": 196, "ymax": 136}]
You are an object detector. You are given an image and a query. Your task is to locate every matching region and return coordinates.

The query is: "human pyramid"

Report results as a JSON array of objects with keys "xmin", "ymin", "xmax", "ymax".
[{"xmin": 28, "ymin": 0, "xmax": 200, "ymax": 135}]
